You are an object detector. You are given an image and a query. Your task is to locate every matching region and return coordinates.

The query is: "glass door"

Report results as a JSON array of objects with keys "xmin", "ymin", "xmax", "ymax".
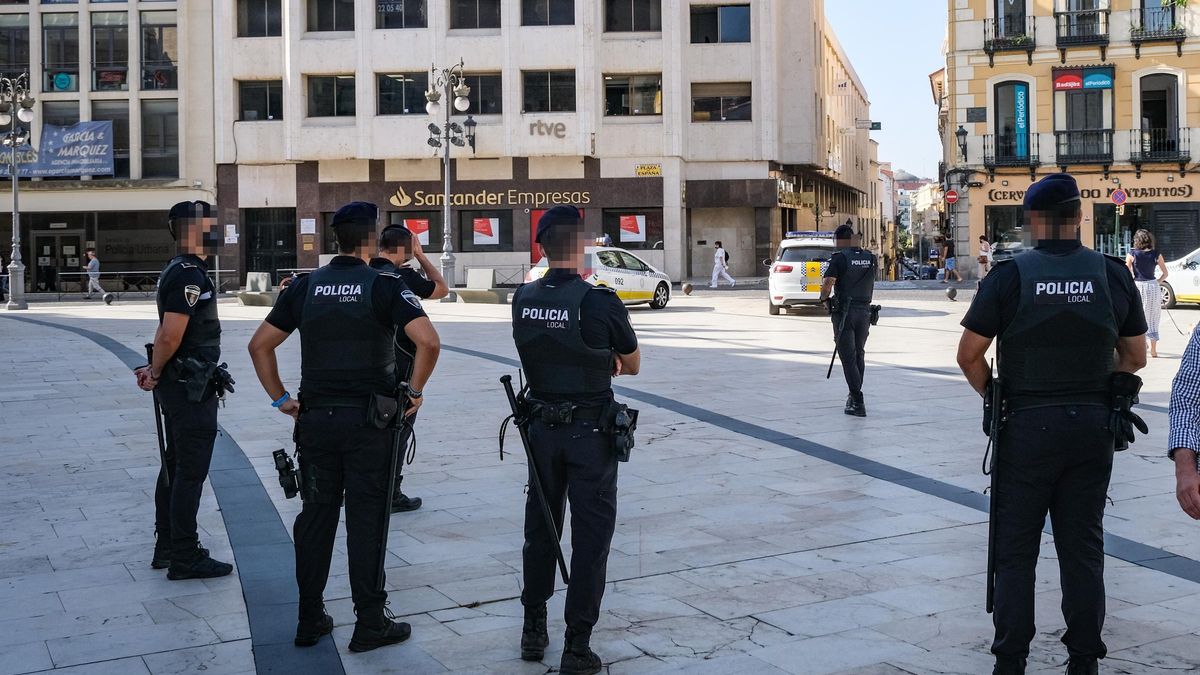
[
  {"xmin": 244, "ymin": 208, "xmax": 297, "ymax": 284},
  {"xmin": 31, "ymin": 230, "xmax": 85, "ymax": 292}
]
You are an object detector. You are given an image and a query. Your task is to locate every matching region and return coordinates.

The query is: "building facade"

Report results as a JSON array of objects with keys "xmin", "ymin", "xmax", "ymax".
[
  {"xmin": 0, "ymin": 0, "xmax": 214, "ymax": 292},
  {"xmin": 944, "ymin": 0, "xmax": 1200, "ymax": 271},
  {"xmin": 212, "ymin": 0, "xmax": 874, "ymax": 285}
]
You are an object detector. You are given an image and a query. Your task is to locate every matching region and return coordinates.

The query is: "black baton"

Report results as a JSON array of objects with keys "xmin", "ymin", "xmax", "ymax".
[
  {"xmin": 378, "ymin": 344, "xmax": 418, "ymax": 590},
  {"xmin": 502, "ymin": 375, "xmax": 570, "ymax": 584},
  {"xmin": 826, "ymin": 308, "xmax": 851, "ymax": 379},
  {"xmin": 145, "ymin": 343, "xmax": 170, "ymax": 489}
]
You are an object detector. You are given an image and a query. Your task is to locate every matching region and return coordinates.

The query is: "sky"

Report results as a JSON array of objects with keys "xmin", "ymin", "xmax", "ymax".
[{"xmin": 824, "ymin": 1, "xmax": 947, "ymax": 180}]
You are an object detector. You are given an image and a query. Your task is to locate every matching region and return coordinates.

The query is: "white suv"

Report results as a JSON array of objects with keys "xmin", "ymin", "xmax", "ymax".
[{"xmin": 767, "ymin": 233, "xmax": 837, "ymax": 315}]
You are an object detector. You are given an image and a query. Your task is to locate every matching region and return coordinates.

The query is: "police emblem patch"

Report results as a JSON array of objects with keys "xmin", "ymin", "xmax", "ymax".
[
  {"xmin": 401, "ymin": 290, "xmax": 422, "ymax": 309},
  {"xmin": 184, "ymin": 284, "xmax": 201, "ymax": 307}
]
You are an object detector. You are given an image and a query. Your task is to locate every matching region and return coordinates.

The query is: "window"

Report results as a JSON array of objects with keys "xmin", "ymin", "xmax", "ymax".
[
  {"xmin": 690, "ymin": 4, "xmax": 750, "ymax": 43},
  {"xmin": 141, "ymin": 11, "xmax": 177, "ymax": 90},
  {"xmin": 605, "ymin": 0, "xmax": 660, "ymax": 32},
  {"xmin": 691, "ymin": 82, "xmax": 751, "ymax": 122},
  {"xmin": 308, "ymin": 75, "xmax": 355, "ymax": 117},
  {"xmin": 238, "ymin": 0, "xmax": 281, "ymax": 37},
  {"xmin": 601, "ymin": 209, "xmax": 663, "ymax": 250},
  {"xmin": 377, "ymin": 0, "xmax": 426, "ymax": 28},
  {"xmin": 451, "ymin": 0, "xmax": 501, "ymax": 29},
  {"xmin": 244, "ymin": 208, "xmax": 297, "ymax": 282},
  {"xmin": 604, "ymin": 74, "xmax": 661, "ymax": 116},
  {"xmin": 142, "ymin": 99, "xmax": 178, "ymax": 179},
  {"xmin": 388, "ymin": 211, "xmax": 442, "ymax": 249},
  {"xmin": 523, "ymin": 70, "xmax": 575, "ymax": 113},
  {"xmin": 459, "ymin": 209, "xmax": 512, "ymax": 252},
  {"xmin": 92, "ymin": 12, "xmax": 127, "ymax": 91},
  {"xmin": 42, "ymin": 13, "xmax": 78, "ymax": 92},
  {"xmin": 522, "ymin": 0, "xmax": 572, "ymax": 26},
  {"xmin": 0, "ymin": 14, "xmax": 29, "ymax": 81},
  {"xmin": 993, "ymin": 81, "xmax": 1030, "ymax": 160},
  {"xmin": 41, "ymin": 101, "xmax": 78, "ymax": 180},
  {"xmin": 995, "ymin": 0, "xmax": 1026, "ymax": 37},
  {"xmin": 308, "ymin": 0, "xmax": 354, "ymax": 32},
  {"xmin": 458, "ymin": 74, "xmax": 502, "ymax": 115},
  {"xmin": 239, "ymin": 80, "xmax": 283, "ymax": 121},
  {"xmin": 378, "ymin": 72, "xmax": 429, "ymax": 115},
  {"xmin": 91, "ymin": 100, "xmax": 128, "ymax": 178}
]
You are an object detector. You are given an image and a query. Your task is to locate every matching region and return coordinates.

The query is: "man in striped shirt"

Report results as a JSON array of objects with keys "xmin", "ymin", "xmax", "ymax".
[{"xmin": 1168, "ymin": 327, "xmax": 1200, "ymax": 520}]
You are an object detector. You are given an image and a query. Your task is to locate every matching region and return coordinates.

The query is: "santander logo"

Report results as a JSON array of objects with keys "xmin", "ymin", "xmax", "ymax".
[{"xmin": 389, "ymin": 186, "xmax": 413, "ymax": 207}]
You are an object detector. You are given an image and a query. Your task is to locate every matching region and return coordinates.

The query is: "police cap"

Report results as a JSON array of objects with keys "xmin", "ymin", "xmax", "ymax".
[
  {"xmin": 167, "ymin": 200, "xmax": 212, "ymax": 239},
  {"xmin": 331, "ymin": 201, "xmax": 379, "ymax": 228},
  {"xmin": 535, "ymin": 205, "xmax": 583, "ymax": 244},
  {"xmin": 1023, "ymin": 173, "xmax": 1081, "ymax": 211},
  {"xmin": 834, "ymin": 224, "xmax": 855, "ymax": 241}
]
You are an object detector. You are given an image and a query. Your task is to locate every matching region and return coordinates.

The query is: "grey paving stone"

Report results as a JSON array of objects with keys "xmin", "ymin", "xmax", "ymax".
[
  {"xmin": 0, "ymin": 641, "xmax": 53, "ymax": 675},
  {"xmin": 45, "ymin": 618, "xmax": 220, "ymax": 668}
]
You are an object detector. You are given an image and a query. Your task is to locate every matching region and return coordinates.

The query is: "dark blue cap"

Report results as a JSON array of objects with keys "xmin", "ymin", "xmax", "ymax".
[
  {"xmin": 535, "ymin": 205, "xmax": 582, "ymax": 244},
  {"xmin": 168, "ymin": 200, "xmax": 212, "ymax": 221},
  {"xmin": 1024, "ymin": 174, "xmax": 1081, "ymax": 211},
  {"xmin": 331, "ymin": 201, "xmax": 378, "ymax": 228},
  {"xmin": 834, "ymin": 224, "xmax": 855, "ymax": 240}
]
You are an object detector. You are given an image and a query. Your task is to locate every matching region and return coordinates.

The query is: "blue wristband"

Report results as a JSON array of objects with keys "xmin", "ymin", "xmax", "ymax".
[{"xmin": 271, "ymin": 391, "xmax": 290, "ymax": 408}]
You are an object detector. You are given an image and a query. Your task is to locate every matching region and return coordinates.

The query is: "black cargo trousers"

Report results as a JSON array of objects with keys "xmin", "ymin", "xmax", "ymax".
[
  {"xmin": 832, "ymin": 306, "xmax": 871, "ymax": 395},
  {"xmin": 153, "ymin": 379, "xmax": 219, "ymax": 559},
  {"xmin": 520, "ymin": 415, "xmax": 619, "ymax": 631}
]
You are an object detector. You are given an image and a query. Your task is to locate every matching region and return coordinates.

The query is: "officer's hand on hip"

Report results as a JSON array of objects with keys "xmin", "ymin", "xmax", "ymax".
[
  {"xmin": 277, "ymin": 398, "xmax": 300, "ymax": 420},
  {"xmin": 406, "ymin": 395, "xmax": 423, "ymax": 416}
]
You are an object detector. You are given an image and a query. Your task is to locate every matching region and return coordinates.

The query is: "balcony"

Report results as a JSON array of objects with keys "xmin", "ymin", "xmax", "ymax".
[
  {"xmin": 1055, "ymin": 129, "xmax": 1113, "ymax": 166},
  {"xmin": 984, "ymin": 133, "xmax": 1040, "ymax": 180},
  {"xmin": 984, "ymin": 17, "xmax": 1036, "ymax": 66},
  {"xmin": 1129, "ymin": 127, "xmax": 1191, "ymax": 176},
  {"xmin": 1055, "ymin": 2, "xmax": 1110, "ymax": 61},
  {"xmin": 1130, "ymin": 6, "xmax": 1188, "ymax": 57}
]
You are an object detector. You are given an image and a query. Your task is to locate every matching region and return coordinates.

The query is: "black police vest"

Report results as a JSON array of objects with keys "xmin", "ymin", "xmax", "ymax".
[
  {"xmin": 999, "ymin": 247, "xmax": 1117, "ymax": 402},
  {"xmin": 299, "ymin": 264, "xmax": 397, "ymax": 395},
  {"xmin": 512, "ymin": 276, "xmax": 612, "ymax": 398},
  {"xmin": 156, "ymin": 255, "xmax": 221, "ymax": 357},
  {"xmin": 834, "ymin": 248, "xmax": 876, "ymax": 306}
]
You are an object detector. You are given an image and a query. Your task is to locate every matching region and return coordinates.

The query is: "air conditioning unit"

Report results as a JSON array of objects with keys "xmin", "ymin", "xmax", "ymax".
[{"xmin": 51, "ymin": 73, "xmax": 78, "ymax": 92}]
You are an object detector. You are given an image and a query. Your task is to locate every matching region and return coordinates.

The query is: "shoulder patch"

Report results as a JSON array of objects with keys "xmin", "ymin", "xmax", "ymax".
[
  {"xmin": 379, "ymin": 271, "xmax": 404, "ymax": 279},
  {"xmin": 184, "ymin": 284, "xmax": 201, "ymax": 307},
  {"xmin": 179, "ymin": 262, "xmax": 197, "ymax": 269},
  {"xmin": 590, "ymin": 285, "xmax": 617, "ymax": 295},
  {"xmin": 401, "ymin": 289, "xmax": 423, "ymax": 309}
]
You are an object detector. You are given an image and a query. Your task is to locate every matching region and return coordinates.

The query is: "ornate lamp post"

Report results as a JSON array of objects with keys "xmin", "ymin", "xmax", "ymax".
[
  {"xmin": 2, "ymin": 73, "xmax": 34, "ymax": 311},
  {"xmin": 425, "ymin": 60, "xmax": 477, "ymax": 296}
]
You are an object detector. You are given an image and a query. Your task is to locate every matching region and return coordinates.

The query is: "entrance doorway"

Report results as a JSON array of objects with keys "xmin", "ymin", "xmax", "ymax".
[
  {"xmin": 243, "ymin": 208, "xmax": 296, "ymax": 284},
  {"xmin": 31, "ymin": 230, "xmax": 85, "ymax": 292}
]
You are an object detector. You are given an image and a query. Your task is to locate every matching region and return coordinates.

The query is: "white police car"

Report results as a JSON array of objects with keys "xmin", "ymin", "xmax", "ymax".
[
  {"xmin": 766, "ymin": 231, "xmax": 836, "ymax": 315},
  {"xmin": 1160, "ymin": 247, "xmax": 1200, "ymax": 308},
  {"xmin": 528, "ymin": 246, "xmax": 673, "ymax": 309}
]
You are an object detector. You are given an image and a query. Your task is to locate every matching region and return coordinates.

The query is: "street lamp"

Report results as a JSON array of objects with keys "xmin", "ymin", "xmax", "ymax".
[
  {"xmin": 955, "ymin": 125, "xmax": 968, "ymax": 163},
  {"xmin": 2, "ymin": 73, "xmax": 33, "ymax": 311},
  {"xmin": 425, "ymin": 59, "xmax": 477, "ymax": 297}
]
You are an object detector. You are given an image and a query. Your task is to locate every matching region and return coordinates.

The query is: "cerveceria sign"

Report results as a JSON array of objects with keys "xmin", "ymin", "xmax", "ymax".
[
  {"xmin": 389, "ymin": 185, "xmax": 592, "ymax": 209},
  {"xmin": 987, "ymin": 184, "xmax": 1195, "ymax": 202}
]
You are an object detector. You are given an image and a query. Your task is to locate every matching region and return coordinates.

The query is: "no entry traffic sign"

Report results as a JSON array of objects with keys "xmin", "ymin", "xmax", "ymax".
[
  {"xmin": 1111, "ymin": 188, "xmax": 1128, "ymax": 206},
  {"xmin": 945, "ymin": 190, "xmax": 960, "ymax": 204}
]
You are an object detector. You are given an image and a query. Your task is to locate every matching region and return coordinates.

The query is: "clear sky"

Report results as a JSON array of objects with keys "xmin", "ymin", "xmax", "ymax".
[{"xmin": 825, "ymin": 1, "xmax": 947, "ymax": 180}]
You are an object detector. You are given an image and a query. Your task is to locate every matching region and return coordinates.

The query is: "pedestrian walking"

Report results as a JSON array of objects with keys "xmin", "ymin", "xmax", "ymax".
[
  {"xmin": 978, "ymin": 235, "xmax": 992, "ymax": 278},
  {"xmin": 135, "ymin": 201, "xmax": 234, "ymax": 581},
  {"xmin": 956, "ymin": 173, "xmax": 1148, "ymax": 675},
  {"xmin": 943, "ymin": 236, "xmax": 963, "ymax": 283},
  {"xmin": 709, "ymin": 241, "xmax": 735, "ymax": 288},
  {"xmin": 247, "ymin": 201, "xmax": 441, "ymax": 652},
  {"xmin": 82, "ymin": 248, "xmax": 104, "ymax": 299},
  {"xmin": 512, "ymin": 205, "xmax": 641, "ymax": 674},
  {"xmin": 819, "ymin": 223, "xmax": 878, "ymax": 417},
  {"xmin": 1169, "ymin": 326, "xmax": 1200, "ymax": 520},
  {"xmin": 368, "ymin": 223, "xmax": 449, "ymax": 513},
  {"xmin": 1126, "ymin": 229, "xmax": 1168, "ymax": 358}
]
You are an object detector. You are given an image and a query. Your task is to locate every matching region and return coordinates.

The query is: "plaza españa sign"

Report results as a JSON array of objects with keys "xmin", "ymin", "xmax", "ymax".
[{"xmin": 0, "ymin": 121, "xmax": 114, "ymax": 178}]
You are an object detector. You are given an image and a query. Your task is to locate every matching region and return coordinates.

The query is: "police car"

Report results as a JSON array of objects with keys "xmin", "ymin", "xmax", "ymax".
[
  {"xmin": 527, "ymin": 246, "xmax": 673, "ymax": 309},
  {"xmin": 1159, "ymin": 247, "xmax": 1200, "ymax": 308},
  {"xmin": 766, "ymin": 231, "xmax": 837, "ymax": 315}
]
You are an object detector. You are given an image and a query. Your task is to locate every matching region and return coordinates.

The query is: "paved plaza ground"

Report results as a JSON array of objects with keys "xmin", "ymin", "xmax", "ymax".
[{"xmin": 1, "ymin": 288, "xmax": 1199, "ymax": 674}]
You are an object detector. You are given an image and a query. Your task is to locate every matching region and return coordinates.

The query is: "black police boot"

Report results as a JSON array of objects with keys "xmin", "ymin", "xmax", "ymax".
[
  {"xmin": 390, "ymin": 476, "xmax": 423, "ymax": 513},
  {"xmin": 1065, "ymin": 658, "xmax": 1098, "ymax": 675},
  {"xmin": 560, "ymin": 626, "xmax": 602, "ymax": 675},
  {"xmin": 166, "ymin": 548, "xmax": 233, "ymax": 580},
  {"xmin": 843, "ymin": 395, "xmax": 856, "ymax": 415},
  {"xmin": 520, "ymin": 604, "xmax": 549, "ymax": 661},
  {"xmin": 150, "ymin": 531, "xmax": 171, "ymax": 570},
  {"xmin": 992, "ymin": 656, "xmax": 1027, "ymax": 675},
  {"xmin": 844, "ymin": 393, "xmax": 866, "ymax": 418},
  {"xmin": 348, "ymin": 607, "xmax": 411, "ymax": 653},
  {"xmin": 294, "ymin": 603, "xmax": 334, "ymax": 647}
]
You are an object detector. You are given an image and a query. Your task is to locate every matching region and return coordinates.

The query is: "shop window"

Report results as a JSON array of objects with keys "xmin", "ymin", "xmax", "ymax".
[
  {"xmin": 141, "ymin": 11, "xmax": 177, "ymax": 90},
  {"xmin": 308, "ymin": 0, "xmax": 354, "ymax": 32},
  {"xmin": 690, "ymin": 4, "xmax": 750, "ymax": 43},
  {"xmin": 378, "ymin": 0, "xmax": 426, "ymax": 28},
  {"xmin": 459, "ymin": 209, "xmax": 513, "ymax": 252},
  {"xmin": 605, "ymin": 0, "xmax": 660, "ymax": 32},
  {"xmin": 458, "ymin": 74, "xmax": 502, "ymax": 115},
  {"xmin": 0, "ymin": 14, "xmax": 29, "ymax": 82},
  {"xmin": 239, "ymin": 0, "xmax": 282, "ymax": 37},
  {"xmin": 601, "ymin": 209, "xmax": 663, "ymax": 250},
  {"xmin": 239, "ymin": 80, "xmax": 283, "ymax": 121},
  {"xmin": 41, "ymin": 13, "xmax": 76, "ymax": 92},
  {"xmin": 985, "ymin": 205, "xmax": 1024, "ymax": 257},
  {"xmin": 523, "ymin": 70, "xmax": 575, "ymax": 113},
  {"xmin": 141, "ymin": 99, "xmax": 178, "ymax": 179},
  {"xmin": 691, "ymin": 82, "xmax": 751, "ymax": 122},
  {"xmin": 378, "ymin": 72, "xmax": 429, "ymax": 115},
  {"xmin": 91, "ymin": 100, "xmax": 128, "ymax": 178},
  {"xmin": 307, "ymin": 75, "xmax": 356, "ymax": 117},
  {"xmin": 244, "ymin": 208, "xmax": 297, "ymax": 283},
  {"xmin": 604, "ymin": 74, "xmax": 662, "ymax": 116},
  {"xmin": 451, "ymin": 0, "xmax": 501, "ymax": 29},
  {"xmin": 388, "ymin": 211, "xmax": 443, "ymax": 249},
  {"xmin": 522, "ymin": 0, "xmax": 573, "ymax": 26},
  {"xmin": 92, "ymin": 12, "xmax": 127, "ymax": 91}
]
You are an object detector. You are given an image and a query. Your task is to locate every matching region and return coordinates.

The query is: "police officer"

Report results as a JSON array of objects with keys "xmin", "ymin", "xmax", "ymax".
[
  {"xmin": 135, "ymin": 201, "xmax": 233, "ymax": 580},
  {"xmin": 368, "ymin": 224, "xmax": 449, "ymax": 512},
  {"xmin": 247, "ymin": 202, "xmax": 441, "ymax": 652},
  {"xmin": 513, "ymin": 206, "xmax": 640, "ymax": 675},
  {"xmin": 819, "ymin": 223, "xmax": 877, "ymax": 417},
  {"xmin": 957, "ymin": 174, "xmax": 1148, "ymax": 675}
]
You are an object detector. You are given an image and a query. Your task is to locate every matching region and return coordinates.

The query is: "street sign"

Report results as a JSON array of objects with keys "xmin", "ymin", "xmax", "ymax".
[
  {"xmin": 855, "ymin": 119, "xmax": 871, "ymax": 129},
  {"xmin": 870, "ymin": 122, "xmax": 882, "ymax": 131},
  {"xmin": 1111, "ymin": 188, "xmax": 1128, "ymax": 206},
  {"xmin": 945, "ymin": 190, "xmax": 960, "ymax": 204}
]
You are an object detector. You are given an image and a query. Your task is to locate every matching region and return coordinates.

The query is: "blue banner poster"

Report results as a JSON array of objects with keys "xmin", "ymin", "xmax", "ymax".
[
  {"xmin": 1013, "ymin": 84, "xmax": 1029, "ymax": 158},
  {"xmin": 0, "ymin": 121, "xmax": 114, "ymax": 177}
]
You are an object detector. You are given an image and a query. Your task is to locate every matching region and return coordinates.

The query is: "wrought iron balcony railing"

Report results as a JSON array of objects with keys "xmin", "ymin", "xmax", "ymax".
[
  {"xmin": 1055, "ymin": 2, "xmax": 1110, "ymax": 48},
  {"xmin": 1129, "ymin": 127, "xmax": 1191, "ymax": 164},
  {"xmin": 1055, "ymin": 129, "xmax": 1113, "ymax": 165},
  {"xmin": 1130, "ymin": 6, "xmax": 1188, "ymax": 57},
  {"xmin": 984, "ymin": 17, "xmax": 1036, "ymax": 65},
  {"xmin": 984, "ymin": 132, "xmax": 1041, "ymax": 168}
]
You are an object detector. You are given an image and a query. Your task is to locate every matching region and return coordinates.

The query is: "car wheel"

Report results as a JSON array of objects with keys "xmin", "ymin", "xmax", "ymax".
[
  {"xmin": 768, "ymin": 299, "xmax": 781, "ymax": 315},
  {"xmin": 650, "ymin": 282, "xmax": 670, "ymax": 309},
  {"xmin": 1162, "ymin": 281, "xmax": 1177, "ymax": 309}
]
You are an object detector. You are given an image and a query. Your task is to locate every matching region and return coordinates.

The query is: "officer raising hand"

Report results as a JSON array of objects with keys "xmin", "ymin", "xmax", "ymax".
[{"xmin": 247, "ymin": 201, "xmax": 441, "ymax": 653}]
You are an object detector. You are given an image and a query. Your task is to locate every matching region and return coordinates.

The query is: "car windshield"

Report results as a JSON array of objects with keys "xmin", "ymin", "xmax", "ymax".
[
  {"xmin": 778, "ymin": 246, "xmax": 833, "ymax": 263},
  {"xmin": 596, "ymin": 251, "xmax": 623, "ymax": 268}
]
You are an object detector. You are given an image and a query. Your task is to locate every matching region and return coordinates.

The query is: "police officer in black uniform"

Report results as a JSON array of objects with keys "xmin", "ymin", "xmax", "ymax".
[
  {"xmin": 957, "ymin": 174, "xmax": 1148, "ymax": 675},
  {"xmin": 368, "ymin": 224, "xmax": 449, "ymax": 512},
  {"xmin": 247, "ymin": 202, "xmax": 441, "ymax": 652},
  {"xmin": 512, "ymin": 206, "xmax": 640, "ymax": 675},
  {"xmin": 136, "ymin": 201, "xmax": 233, "ymax": 581},
  {"xmin": 820, "ymin": 223, "xmax": 877, "ymax": 417}
]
